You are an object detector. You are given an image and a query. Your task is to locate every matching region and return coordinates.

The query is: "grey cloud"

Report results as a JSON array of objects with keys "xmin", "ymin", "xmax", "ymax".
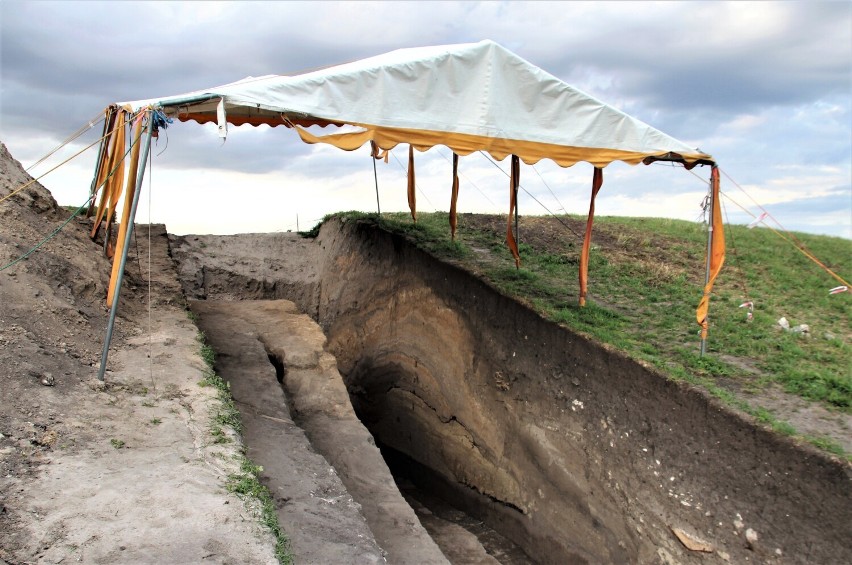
[
  {"xmin": 151, "ymin": 124, "xmax": 315, "ymax": 174},
  {"xmin": 0, "ymin": 1, "xmax": 848, "ymax": 238}
]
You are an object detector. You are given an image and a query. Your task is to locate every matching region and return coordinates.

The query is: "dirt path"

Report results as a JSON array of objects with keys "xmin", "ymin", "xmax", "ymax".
[{"xmin": 1, "ymin": 221, "xmax": 278, "ymax": 564}]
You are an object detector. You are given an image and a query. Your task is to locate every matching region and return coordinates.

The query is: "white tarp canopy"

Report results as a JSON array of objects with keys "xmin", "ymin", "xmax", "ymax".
[
  {"xmin": 94, "ymin": 40, "xmax": 724, "ymax": 379},
  {"xmin": 118, "ymin": 40, "xmax": 714, "ymax": 169}
]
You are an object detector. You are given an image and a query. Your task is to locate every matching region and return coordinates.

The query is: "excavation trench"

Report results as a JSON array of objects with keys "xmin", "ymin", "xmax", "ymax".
[{"xmin": 171, "ymin": 218, "xmax": 852, "ymax": 565}]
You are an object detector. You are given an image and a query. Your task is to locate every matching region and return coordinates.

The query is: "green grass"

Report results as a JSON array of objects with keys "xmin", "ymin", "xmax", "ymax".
[
  {"xmin": 227, "ymin": 456, "xmax": 293, "ymax": 565},
  {"xmin": 194, "ymin": 329, "xmax": 293, "ymax": 563},
  {"xmin": 322, "ymin": 211, "xmax": 850, "ymax": 458}
]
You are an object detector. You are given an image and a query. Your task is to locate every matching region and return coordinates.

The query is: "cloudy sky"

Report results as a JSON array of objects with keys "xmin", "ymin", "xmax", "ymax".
[{"xmin": 1, "ymin": 1, "xmax": 850, "ymax": 239}]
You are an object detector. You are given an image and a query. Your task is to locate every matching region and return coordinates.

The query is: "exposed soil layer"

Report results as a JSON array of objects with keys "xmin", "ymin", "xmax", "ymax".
[
  {"xmin": 188, "ymin": 298, "xmax": 446, "ymax": 564},
  {"xmin": 0, "ymin": 136, "xmax": 280, "ymax": 564},
  {"xmin": 381, "ymin": 443, "xmax": 532, "ymax": 564},
  {"xmin": 171, "ymin": 217, "xmax": 852, "ymax": 565}
]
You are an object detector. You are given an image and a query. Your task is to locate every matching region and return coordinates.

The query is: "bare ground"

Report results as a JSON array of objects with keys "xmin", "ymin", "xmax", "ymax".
[
  {"xmin": 0, "ymin": 146, "xmax": 280, "ymax": 563},
  {"xmin": 2, "ymin": 139, "xmax": 851, "ymax": 565},
  {"xmin": 0, "ymin": 143, "xmax": 382, "ymax": 564}
]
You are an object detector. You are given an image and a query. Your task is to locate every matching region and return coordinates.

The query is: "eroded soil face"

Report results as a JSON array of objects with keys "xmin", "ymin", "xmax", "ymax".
[
  {"xmin": 4, "ymin": 126, "xmax": 850, "ymax": 565},
  {"xmin": 171, "ymin": 218, "xmax": 852, "ymax": 565},
  {"xmin": 1, "ymin": 144, "xmax": 276, "ymax": 564}
]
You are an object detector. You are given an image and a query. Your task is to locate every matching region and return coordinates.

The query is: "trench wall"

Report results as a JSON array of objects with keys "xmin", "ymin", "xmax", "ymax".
[
  {"xmin": 170, "ymin": 218, "xmax": 851, "ymax": 565},
  {"xmin": 309, "ymin": 218, "xmax": 851, "ymax": 565}
]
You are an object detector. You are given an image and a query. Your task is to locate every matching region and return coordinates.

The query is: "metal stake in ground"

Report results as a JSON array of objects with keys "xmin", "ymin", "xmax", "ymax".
[{"xmin": 97, "ymin": 112, "xmax": 154, "ymax": 381}]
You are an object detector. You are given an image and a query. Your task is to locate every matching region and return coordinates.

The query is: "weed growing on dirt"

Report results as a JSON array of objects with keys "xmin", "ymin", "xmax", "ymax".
[
  {"xmin": 192, "ymin": 330, "xmax": 292, "ymax": 562},
  {"xmin": 197, "ymin": 375, "xmax": 241, "ymax": 437},
  {"xmin": 150, "ymin": 418, "xmax": 162, "ymax": 425},
  {"xmin": 197, "ymin": 331, "xmax": 217, "ymax": 369},
  {"xmin": 110, "ymin": 439, "xmax": 125, "ymax": 449},
  {"xmin": 349, "ymin": 212, "xmax": 850, "ymax": 458},
  {"xmin": 209, "ymin": 426, "xmax": 232, "ymax": 444},
  {"xmin": 805, "ymin": 435, "xmax": 847, "ymax": 458},
  {"xmin": 227, "ymin": 455, "xmax": 293, "ymax": 564}
]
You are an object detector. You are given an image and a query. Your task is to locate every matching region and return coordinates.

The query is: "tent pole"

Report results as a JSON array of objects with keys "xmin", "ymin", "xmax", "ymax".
[
  {"xmin": 97, "ymin": 113, "xmax": 154, "ymax": 381},
  {"xmin": 514, "ymin": 187, "xmax": 519, "ymax": 248},
  {"xmin": 372, "ymin": 153, "xmax": 381, "ymax": 215},
  {"xmin": 88, "ymin": 110, "xmax": 111, "ymax": 201},
  {"xmin": 699, "ymin": 172, "xmax": 714, "ymax": 357},
  {"xmin": 513, "ymin": 156, "xmax": 519, "ymax": 250}
]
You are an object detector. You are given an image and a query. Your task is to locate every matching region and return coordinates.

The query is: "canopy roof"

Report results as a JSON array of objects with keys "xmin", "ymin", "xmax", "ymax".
[{"xmin": 119, "ymin": 40, "xmax": 713, "ymax": 168}]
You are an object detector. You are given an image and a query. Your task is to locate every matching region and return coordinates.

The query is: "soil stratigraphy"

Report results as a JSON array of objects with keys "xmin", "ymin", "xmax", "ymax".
[
  {"xmin": 171, "ymin": 217, "xmax": 852, "ymax": 565},
  {"xmin": 0, "ymin": 143, "xmax": 281, "ymax": 565},
  {"xmin": 190, "ymin": 298, "xmax": 448, "ymax": 564}
]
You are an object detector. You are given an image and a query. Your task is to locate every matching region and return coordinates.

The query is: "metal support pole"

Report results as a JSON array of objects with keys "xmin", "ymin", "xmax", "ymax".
[
  {"xmin": 97, "ymin": 114, "xmax": 154, "ymax": 381},
  {"xmin": 372, "ymin": 153, "xmax": 381, "ymax": 215},
  {"xmin": 699, "ymin": 174, "xmax": 714, "ymax": 357}
]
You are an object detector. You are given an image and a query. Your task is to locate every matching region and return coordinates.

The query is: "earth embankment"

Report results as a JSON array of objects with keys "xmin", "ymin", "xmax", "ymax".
[{"xmin": 171, "ymin": 216, "xmax": 852, "ymax": 565}]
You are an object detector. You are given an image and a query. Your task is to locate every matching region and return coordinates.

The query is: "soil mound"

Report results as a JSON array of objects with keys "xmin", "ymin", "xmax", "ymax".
[{"xmin": 0, "ymin": 142, "xmax": 279, "ymax": 564}]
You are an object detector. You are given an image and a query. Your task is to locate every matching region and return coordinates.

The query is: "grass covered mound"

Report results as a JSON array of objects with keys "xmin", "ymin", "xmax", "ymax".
[{"xmin": 313, "ymin": 211, "xmax": 850, "ymax": 456}]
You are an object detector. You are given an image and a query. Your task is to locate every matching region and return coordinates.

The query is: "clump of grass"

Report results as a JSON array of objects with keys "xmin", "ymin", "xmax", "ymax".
[
  {"xmin": 110, "ymin": 438, "xmax": 125, "ymax": 449},
  {"xmin": 193, "ymin": 331, "xmax": 293, "ymax": 563},
  {"xmin": 198, "ymin": 331, "xmax": 217, "ymax": 369},
  {"xmin": 196, "ymin": 331, "xmax": 241, "ymax": 437},
  {"xmin": 227, "ymin": 456, "xmax": 293, "ymax": 564},
  {"xmin": 186, "ymin": 308, "xmax": 199, "ymax": 323}
]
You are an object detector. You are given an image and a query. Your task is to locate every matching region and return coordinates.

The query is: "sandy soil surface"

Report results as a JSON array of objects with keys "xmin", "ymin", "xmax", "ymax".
[{"xmin": 0, "ymin": 144, "xmax": 282, "ymax": 564}]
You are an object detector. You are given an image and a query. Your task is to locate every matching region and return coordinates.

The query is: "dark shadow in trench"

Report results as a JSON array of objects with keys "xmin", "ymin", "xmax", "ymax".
[
  {"xmin": 264, "ymin": 350, "xmax": 533, "ymax": 562},
  {"xmin": 345, "ymin": 362, "xmax": 533, "ymax": 563},
  {"xmin": 267, "ymin": 353, "xmax": 286, "ymax": 384},
  {"xmin": 378, "ymin": 441, "xmax": 533, "ymax": 564}
]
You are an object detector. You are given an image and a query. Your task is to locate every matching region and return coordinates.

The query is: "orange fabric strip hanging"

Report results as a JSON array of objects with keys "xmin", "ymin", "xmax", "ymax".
[
  {"xmin": 696, "ymin": 166, "xmax": 726, "ymax": 338},
  {"xmin": 449, "ymin": 153, "xmax": 460, "ymax": 240},
  {"xmin": 88, "ymin": 107, "xmax": 117, "ymax": 218},
  {"xmin": 407, "ymin": 144, "xmax": 416, "ymax": 222},
  {"xmin": 90, "ymin": 111, "xmax": 126, "ymax": 239},
  {"xmin": 106, "ymin": 115, "xmax": 145, "ymax": 305},
  {"xmin": 370, "ymin": 140, "xmax": 389, "ymax": 162},
  {"xmin": 506, "ymin": 155, "xmax": 521, "ymax": 268},
  {"xmin": 102, "ymin": 111, "xmax": 128, "ymax": 252},
  {"xmin": 579, "ymin": 167, "xmax": 604, "ymax": 306}
]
